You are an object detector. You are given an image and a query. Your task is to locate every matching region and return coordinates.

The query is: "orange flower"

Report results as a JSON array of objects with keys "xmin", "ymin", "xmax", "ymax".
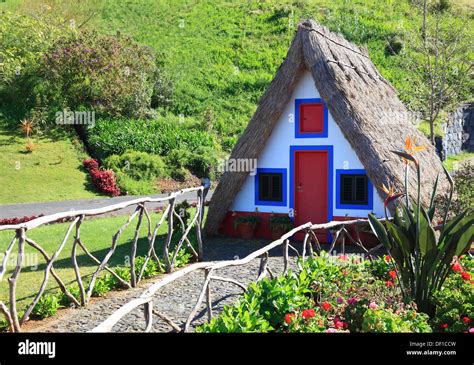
[
  {"xmin": 402, "ymin": 136, "xmax": 426, "ymax": 165},
  {"xmin": 381, "ymin": 182, "xmax": 404, "ymax": 207}
]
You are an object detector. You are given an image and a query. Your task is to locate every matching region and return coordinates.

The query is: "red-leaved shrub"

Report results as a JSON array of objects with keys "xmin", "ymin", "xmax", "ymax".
[
  {"xmin": 0, "ymin": 215, "xmax": 44, "ymax": 226},
  {"xmin": 83, "ymin": 159, "xmax": 121, "ymax": 197}
]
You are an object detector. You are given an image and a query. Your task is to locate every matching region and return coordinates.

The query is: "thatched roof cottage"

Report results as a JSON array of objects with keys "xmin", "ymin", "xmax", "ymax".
[{"xmin": 205, "ymin": 20, "xmax": 448, "ymax": 240}]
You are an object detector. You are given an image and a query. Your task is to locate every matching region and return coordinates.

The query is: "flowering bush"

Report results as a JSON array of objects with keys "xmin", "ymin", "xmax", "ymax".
[
  {"xmin": 431, "ymin": 256, "xmax": 473, "ymax": 332},
  {"xmin": 199, "ymin": 253, "xmax": 433, "ymax": 333},
  {"xmin": 83, "ymin": 159, "xmax": 121, "ymax": 197},
  {"xmin": 41, "ymin": 30, "xmax": 161, "ymax": 118}
]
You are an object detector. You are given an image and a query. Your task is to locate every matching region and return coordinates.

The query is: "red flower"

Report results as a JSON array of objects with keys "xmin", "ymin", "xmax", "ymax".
[
  {"xmin": 388, "ymin": 270, "xmax": 397, "ymax": 279},
  {"xmin": 321, "ymin": 302, "xmax": 332, "ymax": 311},
  {"xmin": 451, "ymin": 263, "xmax": 463, "ymax": 272},
  {"xmin": 462, "ymin": 317, "xmax": 471, "ymax": 324},
  {"xmin": 385, "ymin": 280, "xmax": 394, "ymax": 287},
  {"xmin": 440, "ymin": 323, "xmax": 449, "ymax": 330},
  {"xmin": 284, "ymin": 313, "xmax": 295, "ymax": 324},
  {"xmin": 302, "ymin": 309, "xmax": 316, "ymax": 319},
  {"xmin": 461, "ymin": 272, "xmax": 471, "ymax": 281},
  {"xmin": 384, "ymin": 255, "xmax": 391, "ymax": 262}
]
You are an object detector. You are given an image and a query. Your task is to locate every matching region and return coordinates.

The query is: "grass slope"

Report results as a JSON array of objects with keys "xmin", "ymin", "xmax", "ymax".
[
  {"xmin": 6, "ymin": 0, "xmax": 469, "ymax": 143},
  {"xmin": 0, "ymin": 125, "xmax": 101, "ymax": 204}
]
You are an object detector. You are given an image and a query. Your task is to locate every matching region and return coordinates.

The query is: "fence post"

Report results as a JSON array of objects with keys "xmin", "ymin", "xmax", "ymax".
[
  {"xmin": 196, "ymin": 178, "xmax": 211, "ymax": 261},
  {"xmin": 164, "ymin": 197, "xmax": 176, "ymax": 273}
]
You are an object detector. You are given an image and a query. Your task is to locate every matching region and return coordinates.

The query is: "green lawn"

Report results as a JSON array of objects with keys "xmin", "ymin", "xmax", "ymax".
[
  {"xmin": 443, "ymin": 151, "xmax": 474, "ymax": 171},
  {"xmin": 0, "ymin": 125, "xmax": 102, "ymax": 204},
  {"xmin": 0, "ymin": 208, "xmax": 202, "ymax": 316}
]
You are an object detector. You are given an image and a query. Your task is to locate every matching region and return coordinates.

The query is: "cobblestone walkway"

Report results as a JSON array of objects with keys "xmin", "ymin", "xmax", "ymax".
[{"xmin": 24, "ymin": 238, "xmax": 305, "ymax": 333}]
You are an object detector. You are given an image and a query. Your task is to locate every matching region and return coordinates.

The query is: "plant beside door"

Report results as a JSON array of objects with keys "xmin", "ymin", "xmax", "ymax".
[
  {"xmin": 269, "ymin": 215, "xmax": 294, "ymax": 240},
  {"xmin": 233, "ymin": 215, "xmax": 261, "ymax": 239}
]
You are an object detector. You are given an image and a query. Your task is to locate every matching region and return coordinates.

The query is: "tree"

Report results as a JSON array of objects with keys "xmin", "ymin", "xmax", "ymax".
[{"xmin": 405, "ymin": 2, "xmax": 472, "ymax": 144}]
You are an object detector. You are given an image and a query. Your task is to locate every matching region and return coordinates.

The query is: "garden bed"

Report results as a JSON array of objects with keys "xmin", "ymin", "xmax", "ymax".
[{"xmin": 198, "ymin": 253, "xmax": 473, "ymax": 333}]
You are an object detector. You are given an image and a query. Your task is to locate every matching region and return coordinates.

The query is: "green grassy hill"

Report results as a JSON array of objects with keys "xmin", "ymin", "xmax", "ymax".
[{"xmin": 8, "ymin": 0, "xmax": 470, "ymax": 142}]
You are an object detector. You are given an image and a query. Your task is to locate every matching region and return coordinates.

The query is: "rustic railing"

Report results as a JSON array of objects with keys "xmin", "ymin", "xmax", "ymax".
[
  {"xmin": 92, "ymin": 218, "xmax": 382, "ymax": 333},
  {"xmin": 0, "ymin": 182, "xmax": 210, "ymax": 333}
]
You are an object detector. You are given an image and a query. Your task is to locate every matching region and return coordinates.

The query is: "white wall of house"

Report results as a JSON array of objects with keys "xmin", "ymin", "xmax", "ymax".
[{"xmin": 230, "ymin": 70, "xmax": 385, "ymax": 219}]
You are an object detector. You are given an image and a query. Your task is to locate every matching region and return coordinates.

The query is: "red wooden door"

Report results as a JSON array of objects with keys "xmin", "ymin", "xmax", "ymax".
[{"xmin": 294, "ymin": 150, "xmax": 329, "ymax": 241}]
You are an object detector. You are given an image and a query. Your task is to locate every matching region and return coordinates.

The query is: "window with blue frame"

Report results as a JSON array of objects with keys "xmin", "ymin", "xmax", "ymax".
[
  {"xmin": 295, "ymin": 98, "xmax": 328, "ymax": 138},
  {"xmin": 255, "ymin": 168, "xmax": 287, "ymax": 206},
  {"xmin": 336, "ymin": 169, "xmax": 373, "ymax": 210}
]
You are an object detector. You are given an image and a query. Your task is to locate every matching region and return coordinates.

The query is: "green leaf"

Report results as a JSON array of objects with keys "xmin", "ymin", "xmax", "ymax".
[
  {"xmin": 386, "ymin": 221, "xmax": 414, "ymax": 255},
  {"xmin": 418, "ymin": 207, "xmax": 437, "ymax": 258},
  {"xmin": 368, "ymin": 214, "xmax": 391, "ymax": 250}
]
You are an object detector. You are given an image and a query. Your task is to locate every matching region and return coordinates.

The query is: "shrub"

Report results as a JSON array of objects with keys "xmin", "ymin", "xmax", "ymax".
[
  {"xmin": 113, "ymin": 266, "xmax": 132, "ymax": 286},
  {"xmin": 40, "ymin": 30, "xmax": 161, "ymax": 118},
  {"xmin": 269, "ymin": 216, "xmax": 293, "ymax": 231},
  {"xmin": 32, "ymin": 293, "xmax": 63, "ymax": 319},
  {"xmin": 104, "ymin": 150, "xmax": 166, "ymax": 194},
  {"xmin": 87, "ymin": 118, "xmax": 218, "ymax": 161},
  {"xmin": 91, "ymin": 276, "xmax": 113, "ymax": 297},
  {"xmin": 431, "ymin": 256, "xmax": 473, "ymax": 332},
  {"xmin": 134, "ymin": 256, "xmax": 160, "ymax": 279},
  {"xmin": 362, "ymin": 307, "xmax": 431, "ymax": 333},
  {"xmin": 0, "ymin": 11, "xmax": 74, "ymax": 116},
  {"xmin": 83, "ymin": 159, "xmax": 121, "ymax": 197},
  {"xmin": 105, "ymin": 150, "xmax": 166, "ymax": 181},
  {"xmin": 233, "ymin": 215, "xmax": 261, "ymax": 230},
  {"xmin": 57, "ymin": 286, "xmax": 82, "ymax": 307}
]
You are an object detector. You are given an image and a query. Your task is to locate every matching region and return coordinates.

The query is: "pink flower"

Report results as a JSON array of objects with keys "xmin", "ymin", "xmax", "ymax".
[
  {"xmin": 337, "ymin": 297, "xmax": 344, "ymax": 304},
  {"xmin": 347, "ymin": 297, "xmax": 358, "ymax": 305},
  {"xmin": 321, "ymin": 302, "xmax": 332, "ymax": 311},
  {"xmin": 385, "ymin": 280, "xmax": 394, "ymax": 287},
  {"xmin": 302, "ymin": 309, "xmax": 315, "ymax": 319},
  {"xmin": 469, "ymin": 328, "xmax": 474, "ymax": 333},
  {"xmin": 369, "ymin": 302, "xmax": 378, "ymax": 309},
  {"xmin": 325, "ymin": 328, "xmax": 338, "ymax": 333},
  {"xmin": 339, "ymin": 255, "xmax": 349, "ymax": 261},
  {"xmin": 354, "ymin": 259, "xmax": 360, "ymax": 264}
]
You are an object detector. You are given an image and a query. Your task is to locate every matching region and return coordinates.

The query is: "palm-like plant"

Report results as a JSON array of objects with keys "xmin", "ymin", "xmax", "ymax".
[{"xmin": 368, "ymin": 139, "xmax": 473, "ymax": 315}]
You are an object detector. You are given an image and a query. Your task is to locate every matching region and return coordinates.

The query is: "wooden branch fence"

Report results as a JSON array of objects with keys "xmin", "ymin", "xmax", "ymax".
[
  {"xmin": 0, "ymin": 182, "xmax": 210, "ymax": 333},
  {"xmin": 92, "ymin": 218, "xmax": 383, "ymax": 333}
]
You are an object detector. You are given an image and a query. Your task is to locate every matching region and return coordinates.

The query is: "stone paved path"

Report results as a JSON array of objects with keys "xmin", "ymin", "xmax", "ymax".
[{"xmin": 23, "ymin": 238, "xmax": 303, "ymax": 333}]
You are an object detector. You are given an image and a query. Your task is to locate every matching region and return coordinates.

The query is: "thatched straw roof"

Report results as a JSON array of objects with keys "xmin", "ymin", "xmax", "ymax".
[{"xmin": 205, "ymin": 19, "xmax": 449, "ymax": 236}]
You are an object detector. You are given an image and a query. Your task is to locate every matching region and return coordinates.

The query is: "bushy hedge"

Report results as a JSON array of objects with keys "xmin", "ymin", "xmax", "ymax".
[
  {"xmin": 104, "ymin": 150, "xmax": 167, "ymax": 195},
  {"xmin": 88, "ymin": 118, "xmax": 222, "ymax": 180},
  {"xmin": 88, "ymin": 118, "xmax": 217, "ymax": 158}
]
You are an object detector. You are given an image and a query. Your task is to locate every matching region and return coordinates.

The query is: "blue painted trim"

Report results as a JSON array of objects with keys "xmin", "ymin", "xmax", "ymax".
[
  {"xmin": 335, "ymin": 169, "xmax": 374, "ymax": 210},
  {"xmin": 289, "ymin": 146, "xmax": 333, "ymax": 224},
  {"xmin": 294, "ymin": 98, "xmax": 328, "ymax": 138},
  {"xmin": 254, "ymin": 168, "xmax": 287, "ymax": 207}
]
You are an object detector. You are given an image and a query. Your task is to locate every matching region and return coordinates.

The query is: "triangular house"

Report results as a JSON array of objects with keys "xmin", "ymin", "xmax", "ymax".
[{"xmin": 205, "ymin": 20, "xmax": 448, "ymax": 240}]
